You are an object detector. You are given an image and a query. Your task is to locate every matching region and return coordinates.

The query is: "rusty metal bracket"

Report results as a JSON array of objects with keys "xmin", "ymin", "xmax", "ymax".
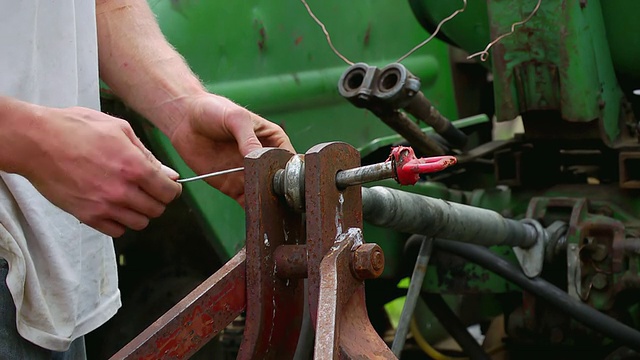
[
  {"xmin": 109, "ymin": 249, "xmax": 247, "ymax": 360},
  {"xmin": 305, "ymin": 142, "xmax": 395, "ymax": 359},
  {"xmin": 237, "ymin": 148, "xmax": 305, "ymax": 359},
  {"xmin": 112, "ymin": 142, "xmax": 397, "ymax": 360}
]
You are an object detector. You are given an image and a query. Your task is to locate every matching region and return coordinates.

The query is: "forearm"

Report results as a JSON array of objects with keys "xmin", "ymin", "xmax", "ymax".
[
  {"xmin": 96, "ymin": 0, "xmax": 206, "ymax": 137},
  {"xmin": 0, "ymin": 97, "xmax": 44, "ymax": 176}
]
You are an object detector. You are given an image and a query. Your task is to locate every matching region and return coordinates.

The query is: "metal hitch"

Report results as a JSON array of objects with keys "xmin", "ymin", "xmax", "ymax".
[{"xmin": 110, "ymin": 142, "xmax": 453, "ymax": 360}]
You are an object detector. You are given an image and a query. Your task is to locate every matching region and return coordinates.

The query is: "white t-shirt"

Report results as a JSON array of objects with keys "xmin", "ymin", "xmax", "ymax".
[{"xmin": 0, "ymin": 0, "xmax": 121, "ymax": 352}]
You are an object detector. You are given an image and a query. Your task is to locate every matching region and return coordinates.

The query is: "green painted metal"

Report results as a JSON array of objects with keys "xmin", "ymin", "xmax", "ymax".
[
  {"xmin": 422, "ymin": 245, "xmax": 520, "ymax": 293},
  {"xmin": 486, "ymin": 0, "xmax": 621, "ymax": 140},
  {"xmin": 600, "ymin": 1, "xmax": 640, "ymax": 81},
  {"xmin": 412, "ymin": 0, "xmax": 629, "ymax": 145},
  {"xmin": 408, "ymin": 0, "xmax": 491, "ymax": 64},
  {"xmin": 140, "ymin": 0, "xmax": 459, "ymax": 260},
  {"xmin": 205, "ymin": 57, "xmax": 438, "ymax": 116},
  {"xmin": 358, "ymin": 114, "xmax": 490, "ymax": 158},
  {"xmin": 412, "ymin": 0, "xmax": 640, "ymax": 82}
]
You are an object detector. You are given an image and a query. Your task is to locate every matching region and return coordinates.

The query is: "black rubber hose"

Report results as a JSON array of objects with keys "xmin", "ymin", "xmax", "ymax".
[
  {"xmin": 422, "ymin": 293, "xmax": 491, "ymax": 360},
  {"xmin": 433, "ymin": 239, "xmax": 640, "ymax": 352}
]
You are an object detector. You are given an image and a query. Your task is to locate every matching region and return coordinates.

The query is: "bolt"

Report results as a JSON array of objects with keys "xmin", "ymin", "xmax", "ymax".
[
  {"xmin": 351, "ymin": 243, "xmax": 385, "ymax": 280},
  {"xmin": 590, "ymin": 244, "xmax": 609, "ymax": 262},
  {"xmin": 592, "ymin": 273, "xmax": 608, "ymax": 290}
]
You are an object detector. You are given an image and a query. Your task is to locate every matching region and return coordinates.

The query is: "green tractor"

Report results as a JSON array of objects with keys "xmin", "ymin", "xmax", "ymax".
[{"xmin": 89, "ymin": 1, "xmax": 640, "ymax": 359}]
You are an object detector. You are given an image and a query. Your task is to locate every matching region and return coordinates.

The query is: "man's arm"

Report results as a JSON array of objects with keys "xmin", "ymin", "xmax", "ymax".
[
  {"xmin": 95, "ymin": 0, "xmax": 202, "ymax": 137},
  {"xmin": 0, "ymin": 97, "xmax": 39, "ymax": 175},
  {"xmin": 95, "ymin": 0, "xmax": 294, "ymax": 205}
]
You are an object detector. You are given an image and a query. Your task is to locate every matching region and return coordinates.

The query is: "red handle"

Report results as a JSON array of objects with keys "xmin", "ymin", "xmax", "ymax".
[{"xmin": 389, "ymin": 146, "xmax": 457, "ymax": 185}]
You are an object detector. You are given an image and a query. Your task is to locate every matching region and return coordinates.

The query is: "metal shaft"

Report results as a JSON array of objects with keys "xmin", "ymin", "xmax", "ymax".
[
  {"xmin": 372, "ymin": 109, "xmax": 445, "ymax": 156},
  {"xmin": 362, "ymin": 186, "xmax": 538, "ymax": 248},
  {"xmin": 335, "ymin": 161, "xmax": 394, "ymax": 188},
  {"xmin": 404, "ymin": 92, "xmax": 468, "ymax": 149}
]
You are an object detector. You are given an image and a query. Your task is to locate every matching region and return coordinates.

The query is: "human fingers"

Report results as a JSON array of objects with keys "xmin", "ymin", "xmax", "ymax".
[
  {"xmin": 118, "ymin": 124, "xmax": 183, "ymax": 203},
  {"xmin": 92, "ymin": 219, "xmax": 127, "ymax": 238},
  {"xmin": 137, "ymin": 162, "xmax": 183, "ymax": 204},
  {"xmin": 116, "ymin": 186, "xmax": 167, "ymax": 219},
  {"xmin": 161, "ymin": 164, "xmax": 180, "ymax": 181},
  {"xmin": 110, "ymin": 207, "xmax": 151, "ymax": 231},
  {"xmin": 120, "ymin": 121, "xmax": 155, "ymax": 157}
]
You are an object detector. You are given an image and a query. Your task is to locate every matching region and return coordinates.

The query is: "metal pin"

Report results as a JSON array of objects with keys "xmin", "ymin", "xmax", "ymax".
[{"xmin": 176, "ymin": 167, "xmax": 244, "ymax": 183}]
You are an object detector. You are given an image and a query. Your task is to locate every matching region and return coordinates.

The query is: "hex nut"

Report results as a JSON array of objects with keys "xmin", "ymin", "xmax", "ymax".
[{"xmin": 351, "ymin": 243, "xmax": 385, "ymax": 280}]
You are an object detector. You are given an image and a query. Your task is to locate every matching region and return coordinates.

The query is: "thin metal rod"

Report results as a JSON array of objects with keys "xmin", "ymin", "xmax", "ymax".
[
  {"xmin": 467, "ymin": 0, "xmax": 542, "ymax": 61},
  {"xmin": 362, "ymin": 186, "xmax": 538, "ymax": 248},
  {"xmin": 299, "ymin": 0, "xmax": 353, "ymax": 65},
  {"xmin": 176, "ymin": 167, "xmax": 244, "ymax": 183},
  {"xmin": 396, "ymin": 0, "xmax": 468, "ymax": 63},
  {"xmin": 391, "ymin": 236, "xmax": 434, "ymax": 357},
  {"xmin": 335, "ymin": 161, "xmax": 394, "ymax": 188}
]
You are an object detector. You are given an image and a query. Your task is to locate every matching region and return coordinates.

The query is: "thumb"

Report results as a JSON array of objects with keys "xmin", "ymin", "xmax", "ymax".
[
  {"xmin": 161, "ymin": 164, "xmax": 180, "ymax": 181},
  {"xmin": 121, "ymin": 123, "xmax": 163, "ymax": 168},
  {"xmin": 225, "ymin": 111, "xmax": 263, "ymax": 157}
]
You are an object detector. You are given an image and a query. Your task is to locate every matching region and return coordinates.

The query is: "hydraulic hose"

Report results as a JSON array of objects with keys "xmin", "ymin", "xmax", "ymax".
[{"xmin": 433, "ymin": 239, "xmax": 640, "ymax": 352}]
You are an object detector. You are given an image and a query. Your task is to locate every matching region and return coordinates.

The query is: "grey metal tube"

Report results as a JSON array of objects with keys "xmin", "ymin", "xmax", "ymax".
[
  {"xmin": 335, "ymin": 161, "xmax": 394, "ymax": 188},
  {"xmin": 362, "ymin": 186, "xmax": 537, "ymax": 248}
]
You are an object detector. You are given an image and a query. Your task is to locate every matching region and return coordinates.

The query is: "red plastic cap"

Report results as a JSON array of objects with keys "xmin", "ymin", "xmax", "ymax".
[{"xmin": 389, "ymin": 146, "xmax": 457, "ymax": 185}]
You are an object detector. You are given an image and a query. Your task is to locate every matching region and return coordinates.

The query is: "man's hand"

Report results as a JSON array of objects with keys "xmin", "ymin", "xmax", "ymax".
[
  {"xmin": 169, "ymin": 94, "xmax": 295, "ymax": 206},
  {"xmin": 20, "ymin": 106, "xmax": 182, "ymax": 237}
]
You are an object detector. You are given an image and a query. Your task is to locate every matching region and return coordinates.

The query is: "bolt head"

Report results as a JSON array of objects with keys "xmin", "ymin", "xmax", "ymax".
[
  {"xmin": 352, "ymin": 243, "xmax": 385, "ymax": 280},
  {"xmin": 590, "ymin": 244, "xmax": 609, "ymax": 262},
  {"xmin": 592, "ymin": 273, "xmax": 608, "ymax": 290}
]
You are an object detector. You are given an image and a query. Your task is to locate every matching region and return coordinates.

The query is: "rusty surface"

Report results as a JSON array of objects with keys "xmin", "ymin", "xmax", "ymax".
[
  {"xmin": 274, "ymin": 244, "xmax": 308, "ymax": 279},
  {"xmin": 110, "ymin": 249, "xmax": 247, "ymax": 360},
  {"xmin": 304, "ymin": 142, "xmax": 395, "ymax": 359},
  {"xmin": 305, "ymin": 142, "xmax": 362, "ymax": 325},
  {"xmin": 351, "ymin": 243, "xmax": 385, "ymax": 280},
  {"xmin": 315, "ymin": 231, "xmax": 362, "ymax": 358},
  {"xmin": 238, "ymin": 148, "xmax": 304, "ymax": 360},
  {"xmin": 338, "ymin": 287, "xmax": 393, "ymax": 360}
]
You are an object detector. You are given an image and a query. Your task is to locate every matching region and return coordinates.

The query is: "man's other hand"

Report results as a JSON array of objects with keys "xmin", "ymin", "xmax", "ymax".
[
  {"xmin": 26, "ymin": 107, "xmax": 182, "ymax": 237},
  {"xmin": 169, "ymin": 94, "xmax": 295, "ymax": 206}
]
